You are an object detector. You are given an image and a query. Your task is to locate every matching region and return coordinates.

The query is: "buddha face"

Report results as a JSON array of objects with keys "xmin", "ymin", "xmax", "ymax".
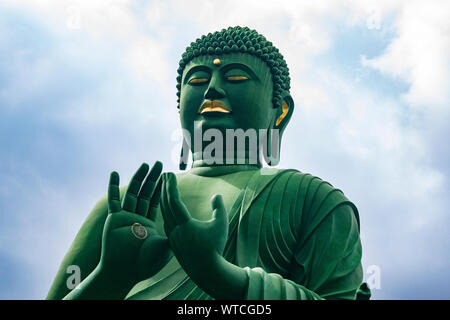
[{"xmin": 179, "ymin": 52, "xmax": 276, "ymax": 137}]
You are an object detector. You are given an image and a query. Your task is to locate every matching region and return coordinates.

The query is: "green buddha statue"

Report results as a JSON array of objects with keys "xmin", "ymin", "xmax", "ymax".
[{"xmin": 46, "ymin": 26, "xmax": 370, "ymax": 300}]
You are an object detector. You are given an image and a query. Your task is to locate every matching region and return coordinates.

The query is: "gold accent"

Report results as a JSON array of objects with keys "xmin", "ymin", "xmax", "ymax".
[
  {"xmin": 131, "ymin": 223, "xmax": 148, "ymax": 240},
  {"xmin": 226, "ymin": 76, "xmax": 248, "ymax": 81},
  {"xmin": 188, "ymin": 77, "xmax": 209, "ymax": 84},
  {"xmin": 275, "ymin": 101, "xmax": 289, "ymax": 126},
  {"xmin": 199, "ymin": 100, "xmax": 231, "ymax": 114},
  {"xmin": 213, "ymin": 58, "xmax": 221, "ymax": 66}
]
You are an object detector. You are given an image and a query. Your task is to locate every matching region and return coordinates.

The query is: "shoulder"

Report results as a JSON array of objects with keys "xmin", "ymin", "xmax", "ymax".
[
  {"xmin": 263, "ymin": 168, "xmax": 360, "ymax": 229},
  {"xmin": 263, "ymin": 168, "xmax": 345, "ymax": 201}
]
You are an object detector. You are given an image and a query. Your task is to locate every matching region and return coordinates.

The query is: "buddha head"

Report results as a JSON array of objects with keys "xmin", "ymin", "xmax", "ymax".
[{"xmin": 176, "ymin": 26, "xmax": 294, "ymax": 169}]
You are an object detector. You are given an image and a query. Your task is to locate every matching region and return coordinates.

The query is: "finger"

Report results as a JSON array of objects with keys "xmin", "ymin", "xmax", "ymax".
[
  {"xmin": 136, "ymin": 161, "xmax": 163, "ymax": 216},
  {"xmin": 147, "ymin": 176, "xmax": 162, "ymax": 221},
  {"xmin": 166, "ymin": 173, "xmax": 190, "ymax": 225},
  {"xmin": 160, "ymin": 174, "xmax": 176, "ymax": 236},
  {"xmin": 122, "ymin": 163, "xmax": 149, "ymax": 212},
  {"xmin": 211, "ymin": 194, "xmax": 228, "ymax": 229},
  {"xmin": 108, "ymin": 171, "xmax": 121, "ymax": 213}
]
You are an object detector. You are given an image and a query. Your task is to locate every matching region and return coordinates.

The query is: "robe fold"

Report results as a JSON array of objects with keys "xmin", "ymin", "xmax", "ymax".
[{"xmin": 46, "ymin": 168, "xmax": 369, "ymax": 300}]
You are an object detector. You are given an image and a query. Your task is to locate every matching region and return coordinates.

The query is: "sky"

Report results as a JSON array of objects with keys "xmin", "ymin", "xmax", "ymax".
[{"xmin": 0, "ymin": 0, "xmax": 449, "ymax": 299}]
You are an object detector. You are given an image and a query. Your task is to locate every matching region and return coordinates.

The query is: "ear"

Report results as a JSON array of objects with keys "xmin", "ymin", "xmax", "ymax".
[
  {"xmin": 274, "ymin": 92, "xmax": 294, "ymax": 133},
  {"xmin": 263, "ymin": 92, "xmax": 294, "ymax": 167}
]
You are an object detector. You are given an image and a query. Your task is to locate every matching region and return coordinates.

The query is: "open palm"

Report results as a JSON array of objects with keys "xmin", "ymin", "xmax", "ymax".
[{"xmin": 99, "ymin": 162, "xmax": 172, "ymax": 286}]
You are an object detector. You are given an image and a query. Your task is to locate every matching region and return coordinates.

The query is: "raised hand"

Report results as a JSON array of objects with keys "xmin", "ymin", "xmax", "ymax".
[
  {"xmin": 99, "ymin": 162, "xmax": 172, "ymax": 288},
  {"xmin": 160, "ymin": 172, "xmax": 228, "ymax": 282}
]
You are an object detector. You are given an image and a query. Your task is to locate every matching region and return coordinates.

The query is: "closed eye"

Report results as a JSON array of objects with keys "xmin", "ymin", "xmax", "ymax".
[
  {"xmin": 226, "ymin": 75, "xmax": 249, "ymax": 82},
  {"xmin": 188, "ymin": 78, "xmax": 209, "ymax": 84}
]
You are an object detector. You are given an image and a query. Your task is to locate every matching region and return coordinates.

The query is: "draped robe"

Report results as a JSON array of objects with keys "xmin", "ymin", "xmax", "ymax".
[{"xmin": 46, "ymin": 168, "xmax": 369, "ymax": 300}]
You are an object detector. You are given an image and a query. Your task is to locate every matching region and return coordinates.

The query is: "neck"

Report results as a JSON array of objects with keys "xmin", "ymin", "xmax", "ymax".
[
  {"xmin": 188, "ymin": 164, "xmax": 260, "ymax": 177},
  {"xmin": 191, "ymin": 150, "xmax": 263, "ymax": 168}
]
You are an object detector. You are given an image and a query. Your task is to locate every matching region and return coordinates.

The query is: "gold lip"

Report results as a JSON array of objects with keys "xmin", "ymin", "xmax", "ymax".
[{"xmin": 199, "ymin": 100, "xmax": 231, "ymax": 114}]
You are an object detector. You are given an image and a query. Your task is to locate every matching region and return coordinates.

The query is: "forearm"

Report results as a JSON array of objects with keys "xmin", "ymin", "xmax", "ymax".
[
  {"xmin": 63, "ymin": 265, "xmax": 134, "ymax": 300},
  {"xmin": 187, "ymin": 256, "xmax": 326, "ymax": 300},
  {"xmin": 243, "ymin": 267, "xmax": 323, "ymax": 300}
]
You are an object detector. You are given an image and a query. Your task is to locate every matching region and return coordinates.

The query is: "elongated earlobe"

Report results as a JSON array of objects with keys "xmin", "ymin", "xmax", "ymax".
[
  {"xmin": 179, "ymin": 138, "xmax": 189, "ymax": 170},
  {"xmin": 263, "ymin": 95, "xmax": 293, "ymax": 166},
  {"xmin": 261, "ymin": 126, "xmax": 280, "ymax": 166},
  {"xmin": 267, "ymin": 127, "xmax": 280, "ymax": 166}
]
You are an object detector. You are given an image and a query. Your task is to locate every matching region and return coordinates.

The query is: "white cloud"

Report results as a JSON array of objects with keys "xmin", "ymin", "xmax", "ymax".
[
  {"xmin": 5, "ymin": 0, "xmax": 173, "ymax": 94},
  {"xmin": 124, "ymin": 36, "xmax": 172, "ymax": 93},
  {"xmin": 2, "ymin": 0, "xmax": 449, "ymax": 299},
  {"xmin": 361, "ymin": 0, "xmax": 450, "ymax": 109}
]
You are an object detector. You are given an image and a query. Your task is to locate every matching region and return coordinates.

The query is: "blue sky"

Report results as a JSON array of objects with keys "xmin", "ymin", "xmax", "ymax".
[{"xmin": 0, "ymin": 0, "xmax": 449, "ymax": 299}]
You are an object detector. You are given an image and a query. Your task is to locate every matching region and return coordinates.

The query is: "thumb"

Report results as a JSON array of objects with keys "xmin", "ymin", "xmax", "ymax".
[{"xmin": 211, "ymin": 194, "xmax": 228, "ymax": 232}]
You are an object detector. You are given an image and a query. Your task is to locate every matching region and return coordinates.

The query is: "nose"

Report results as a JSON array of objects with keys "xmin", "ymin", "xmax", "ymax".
[{"xmin": 204, "ymin": 75, "xmax": 225, "ymax": 100}]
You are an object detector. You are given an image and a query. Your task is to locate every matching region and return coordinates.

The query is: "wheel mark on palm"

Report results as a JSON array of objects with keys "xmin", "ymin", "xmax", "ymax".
[{"xmin": 131, "ymin": 223, "xmax": 148, "ymax": 240}]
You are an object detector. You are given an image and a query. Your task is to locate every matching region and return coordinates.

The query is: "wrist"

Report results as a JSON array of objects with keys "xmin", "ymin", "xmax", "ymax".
[{"xmin": 184, "ymin": 254, "xmax": 248, "ymax": 300}]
